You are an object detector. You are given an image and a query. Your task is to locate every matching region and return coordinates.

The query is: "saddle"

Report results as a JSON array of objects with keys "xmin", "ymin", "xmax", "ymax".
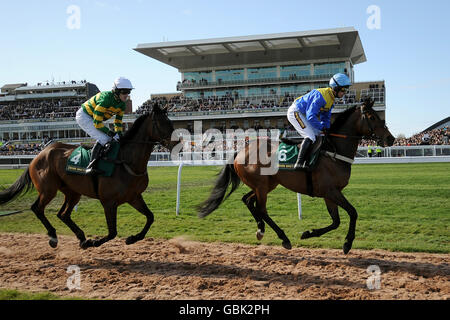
[
  {"xmin": 65, "ymin": 141, "xmax": 120, "ymax": 177},
  {"xmin": 277, "ymin": 131, "xmax": 324, "ymax": 171}
]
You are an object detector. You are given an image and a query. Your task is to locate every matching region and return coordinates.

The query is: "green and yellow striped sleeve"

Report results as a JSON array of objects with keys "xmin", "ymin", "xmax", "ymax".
[{"xmin": 114, "ymin": 109, "xmax": 124, "ymax": 133}]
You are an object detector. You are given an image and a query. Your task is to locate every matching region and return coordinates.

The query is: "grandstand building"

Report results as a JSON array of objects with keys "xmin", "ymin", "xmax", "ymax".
[
  {"xmin": 0, "ymin": 81, "xmax": 103, "ymax": 141},
  {"xmin": 0, "ymin": 27, "xmax": 386, "ymax": 148},
  {"xmin": 134, "ymin": 27, "xmax": 386, "ymax": 132}
]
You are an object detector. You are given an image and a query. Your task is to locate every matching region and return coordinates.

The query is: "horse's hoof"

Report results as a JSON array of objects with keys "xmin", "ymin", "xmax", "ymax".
[
  {"xmin": 343, "ymin": 241, "xmax": 353, "ymax": 254},
  {"xmin": 126, "ymin": 236, "xmax": 138, "ymax": 245},
  {"xmin": 49, "ymin": 237, "xmax": 58, "ymax": 248},
  {"xmin": 80, "ymin": 239, "xmax": 93, "ymax": 250},
  {"xmin": 282, "ymin": 241, "xmax": 292, "ymax": 250},
  {"xmin": 301, "ymin": 230, "xmax": 312, "ymax": 239},
  {"xmin": 256, "ymin": 230, "xmax": 264, "ymax": 241}
]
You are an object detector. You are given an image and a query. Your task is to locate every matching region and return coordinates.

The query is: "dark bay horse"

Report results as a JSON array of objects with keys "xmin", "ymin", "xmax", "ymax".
[
  {"xmin": 0, "ymin": 103, "xmax": 174, "ymax": 249},
  {"xmin": 199, "ymin": 98, "xmax": 395, "ymax": 254}
]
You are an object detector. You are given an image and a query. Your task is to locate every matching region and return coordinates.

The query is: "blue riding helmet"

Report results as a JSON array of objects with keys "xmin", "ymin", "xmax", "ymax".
[{"xmin": 329, "ymin": 73, "xmax": 352, "ymax": 88}]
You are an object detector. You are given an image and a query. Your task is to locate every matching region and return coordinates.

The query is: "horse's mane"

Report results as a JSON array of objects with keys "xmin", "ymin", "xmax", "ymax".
[
  {"xmin": 330, "ymin": 106, "xmax": 358, "ymax": 132},
  {"xmin": 120, "ymin": 113, "xmax": 150, "ymax": 144}
]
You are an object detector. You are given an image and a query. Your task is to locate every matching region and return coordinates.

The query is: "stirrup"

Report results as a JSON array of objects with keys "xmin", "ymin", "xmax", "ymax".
[
  {"xmin": 85, "ymin": 159, "xmax": 103, "ymax": 175},
  {"xmin": 85, "ymin": 166, "xmax": 104, "ymax": 175}
]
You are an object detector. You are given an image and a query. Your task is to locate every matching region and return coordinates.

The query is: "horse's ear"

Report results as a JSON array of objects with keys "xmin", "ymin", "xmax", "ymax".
[
  {"xmin": 150, "ymin": 102, "xmax": 160, "ymax": 114},
  {"xmin": 361, "ymin": 96, "xmax": 375, "ymax": 109}
]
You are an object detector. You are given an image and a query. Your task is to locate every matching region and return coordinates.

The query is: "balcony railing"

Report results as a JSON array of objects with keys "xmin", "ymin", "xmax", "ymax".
[{"xmin": 177, "ymin": 73, "xmax": 333, "ymax": 90}]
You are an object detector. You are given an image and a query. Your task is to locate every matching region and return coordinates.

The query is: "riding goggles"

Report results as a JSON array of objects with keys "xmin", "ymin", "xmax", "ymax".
[{"xmin": 118, "ymin": 89, "xmax": 132, "ymax": 95}]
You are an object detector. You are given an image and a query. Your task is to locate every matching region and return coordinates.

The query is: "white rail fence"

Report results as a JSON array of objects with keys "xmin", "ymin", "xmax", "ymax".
[{"xmin": 1, "ymin": 146, "xmax": 449, "ymax": 219}]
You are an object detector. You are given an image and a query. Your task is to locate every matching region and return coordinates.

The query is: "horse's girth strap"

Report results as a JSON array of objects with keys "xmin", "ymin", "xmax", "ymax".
[
  {"xmin": 324, "ymin": 151, "xmax": 354, "ymax": 164},
  {"xmin": 306, "ymin": 171, "xmax": 313, "ymax": 197}
]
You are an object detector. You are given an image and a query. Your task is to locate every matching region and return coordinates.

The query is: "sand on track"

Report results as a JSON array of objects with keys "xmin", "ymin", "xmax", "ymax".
[{"xmin": 0, "ymin": 233, "xmax": 448, "ymax": 300}]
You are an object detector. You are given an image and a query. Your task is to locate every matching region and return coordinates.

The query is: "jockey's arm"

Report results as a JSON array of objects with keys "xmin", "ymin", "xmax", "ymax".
[
  {"xmin": 113, "ymin": 109, "xmax": 124, "ymax": 135},
  {"xmin": 320, "ymin": 107, "xmax": 333, "ymax": 129},
  {"xmin": 306, "ymin": 93, "xmax": 326, "ymax": 131},
  {"xmin": 92, "ymin": 107, "xmax": 112, "ymax": 136}
]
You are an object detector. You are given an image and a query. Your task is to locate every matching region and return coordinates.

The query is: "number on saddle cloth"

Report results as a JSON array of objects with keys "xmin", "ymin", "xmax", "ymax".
[
  {"xmin": 277, "ymin": 137, "xmax": 324, "ymax": 170},
  {"xmin": 65, "ymin": 142, "xmax": 120, "ymax": 176}
]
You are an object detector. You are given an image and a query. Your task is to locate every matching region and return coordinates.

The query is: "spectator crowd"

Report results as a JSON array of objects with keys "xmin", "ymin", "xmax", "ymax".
[
  {"xmin": 0, "ymin": 93, "xmax": 448, "ymax": 156},
  {"xmin": 0, "ymin": 98, "xmax": 84, "ymax": 120}
]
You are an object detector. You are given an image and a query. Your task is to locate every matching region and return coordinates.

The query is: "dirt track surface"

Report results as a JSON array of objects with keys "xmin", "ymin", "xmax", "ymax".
[{"xmin": 0, "ymin": 233, "xmax": 448, "ymax": 300}]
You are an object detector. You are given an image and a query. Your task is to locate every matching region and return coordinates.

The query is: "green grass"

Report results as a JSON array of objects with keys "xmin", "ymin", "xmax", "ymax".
[
  {"xmin": 0, "ymin": 288, "xmax": 85, "ymax": 300},
  {"xmin": 0, "ymin": 163, "xmax": 449, "ymax": 253}
]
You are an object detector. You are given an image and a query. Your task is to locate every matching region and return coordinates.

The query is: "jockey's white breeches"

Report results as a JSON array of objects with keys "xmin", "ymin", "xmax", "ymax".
[
  {"xmin": 76, "ymin": 108, "xmax": 111, "ymax": 146},
  {"xmin": 287, "ymin": 104, "xmax": 321, "ymax": 143}
]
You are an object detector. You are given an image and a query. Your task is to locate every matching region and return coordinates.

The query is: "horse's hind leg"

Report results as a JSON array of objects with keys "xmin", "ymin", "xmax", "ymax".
[
  {"xmin": 242, "ymin": 191, "xmax": 265, "ymax": 240},
  {"xmin": 57, "ymin": 191, "xmax": 86, "ymax": 246},
  {"xmin": 301, "ymin": 198, "xmax": 340, "ymax": 239},
  {"xmin": 31, "ymin": 192, "xmax": 58, "ymax": 248},
  {"xmin": 255, "ymin": 189, "xmax": 292, "ymax": 250},
  {"xmin": 81, "ymin": 202, "xmax": 117, "ymax": 249},
  {"xmin": 125, "ymin": 194, "xmax": 154, "ymax": 245}
]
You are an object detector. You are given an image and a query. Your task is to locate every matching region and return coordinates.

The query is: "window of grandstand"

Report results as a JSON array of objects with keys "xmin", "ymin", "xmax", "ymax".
[
  {"xmin": 247, "ymin": 86, "xmax": 278, "ymax": 96},
  {"xmin": 280, "ymin": 84, "xmax": 311, "ymax": 96},
  {"xmin": 183, "ymin": 71, "xmax": 213, "ymax": 83},
  {"xmin": 313, "ymin": 62, "xmax": 346, "ymax": 76},
  {"xmin": 247, "ymin": 66, "xmax": 277, "ymax": 80},
  {"xmin": 280, "ymin": 64, "xmax": 311, "ymax": 78},
  {"xmin": 215, "ymin": 69, "xmax": 244, "ymax": 82},
  {"xmin": 313, "ymin": 82, "xmax": 329, "ymax": 89}
]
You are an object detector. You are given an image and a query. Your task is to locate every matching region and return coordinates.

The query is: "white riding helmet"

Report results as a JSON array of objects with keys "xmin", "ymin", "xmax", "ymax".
[{"xmin": 113, "ymin": 77, "xmax": 134, "ymax": 90}]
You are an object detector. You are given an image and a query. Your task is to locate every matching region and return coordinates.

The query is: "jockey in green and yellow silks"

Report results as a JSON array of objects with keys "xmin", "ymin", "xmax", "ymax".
[
  {"xmin": 287, "ymin": 73, "xmax": 352, "ymax": 170},
  {"xmin": 75, "ymin": 77, "xmax": 134, "ymax": 174}
]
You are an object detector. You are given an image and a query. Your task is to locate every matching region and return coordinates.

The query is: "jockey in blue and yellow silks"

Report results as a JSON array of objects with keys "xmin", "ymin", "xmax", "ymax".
[{"xmin": 287, "ymin": 73, "xmax": 352, "ymax": 170}]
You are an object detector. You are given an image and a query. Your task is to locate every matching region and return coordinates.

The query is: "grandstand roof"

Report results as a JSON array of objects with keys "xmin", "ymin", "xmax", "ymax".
[
  {"xmin": 15, "ymin": 82, "xmax": 88, "ymax": 91},
  {"xmin": 422, "ymin": 117, "xmax": 450, "ymax": 132},
  {"xmin": 134, "ymin": 27, "xmax": 366, "ymax": 70},
  {"xmin": 1, "ymin": 83, "xmax": 27, "ymax": 90}
]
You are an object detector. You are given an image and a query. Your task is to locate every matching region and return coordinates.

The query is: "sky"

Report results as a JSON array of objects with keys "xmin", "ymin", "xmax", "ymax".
[{"xmin": 0, "ymin": 0, "xmax": 449, "ymax": 138}]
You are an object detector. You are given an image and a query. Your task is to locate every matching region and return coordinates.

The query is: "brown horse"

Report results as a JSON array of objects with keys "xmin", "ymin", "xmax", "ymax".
[
  {"xmin": 0, "ymin": 103, "xmax": 174, "ymax": 249},
  {"xmin": 199, "ymin": 98, "xmax": 395, "ymax": 254}
]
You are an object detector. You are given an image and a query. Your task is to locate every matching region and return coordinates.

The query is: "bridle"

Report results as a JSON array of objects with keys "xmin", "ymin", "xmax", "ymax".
[
  {"xmin": 329, "ymin": 105, "xmax": 388, "ymax": 141},
  {"xmin": 115, "ymin": 107, "xmax": 170, "ymax": 176},
  {"xmin": 323, "ymin": 104, "xmax": 390, "ymax": 164}
]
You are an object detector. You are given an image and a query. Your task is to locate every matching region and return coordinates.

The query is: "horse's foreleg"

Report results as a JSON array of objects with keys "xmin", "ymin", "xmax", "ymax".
[
  {"xmin": 327, "ymin": 190, "xmax": 358, "ymax": 254},
  {"xmin": 242, "ymin": 191, "xmax": 265, "ymax": 240},
  {"xmin": 125, "ymin": 195, "xmax": 154, "ymax": 245},
  {"xmin": 81, "ymin": 202, "xmax": 117, "ymax": 249},
  {"xmin": 301, "ymin": 198, "xmax": 340, "ymax": 239}
]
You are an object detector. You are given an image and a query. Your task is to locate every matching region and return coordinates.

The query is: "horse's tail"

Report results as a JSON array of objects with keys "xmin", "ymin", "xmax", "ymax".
[
  {"xmin": 0, "ymin": 168, "xmax": 34, "ymax": 205},
  {"xmin": 197, "ymin": 162, "xmax": 241, "ymax": 218}
]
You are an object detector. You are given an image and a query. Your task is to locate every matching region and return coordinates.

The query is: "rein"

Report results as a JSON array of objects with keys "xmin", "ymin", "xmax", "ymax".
[
  {"xmin": 329, "ymin": 133, "xmax": 362, "ymax": 139},
  {"xmin": 115, "ymin": 109, "xmax": 166, "ymax": 177}
]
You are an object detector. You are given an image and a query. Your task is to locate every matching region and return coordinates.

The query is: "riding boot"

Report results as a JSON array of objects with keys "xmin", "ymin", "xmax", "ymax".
[
  {"xmin": 85, "ymin": 142, "xmax": 104, "ymax": 175},
  {"xmin": 294, "ymin": 138, "xmax": 313, "ymax": 170}
]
